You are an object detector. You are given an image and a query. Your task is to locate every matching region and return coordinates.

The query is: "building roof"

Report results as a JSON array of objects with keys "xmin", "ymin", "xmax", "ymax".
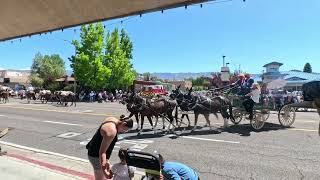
[
  {"xmin": 282, "ymin": 71, "xmax": 320, "ymax": 82},
  {"xmin": 0, "ymin": 0, "xmax": 209, "ymax": 41},
  {"xmin": 55, "ymin": 76, "xmax": 75, "ymax": 82},
  {"xmin": 263, "ymin": 61, "xmax": 283, "ymax": 67}
]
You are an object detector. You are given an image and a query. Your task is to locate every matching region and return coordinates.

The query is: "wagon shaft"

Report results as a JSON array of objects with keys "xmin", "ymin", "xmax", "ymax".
[{"xmin": 288, "ymin": 101, "xmax": 314, "ymax": 108}]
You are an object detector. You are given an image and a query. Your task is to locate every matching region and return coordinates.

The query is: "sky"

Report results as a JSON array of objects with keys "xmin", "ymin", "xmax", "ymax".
[{"xmin": 0, "ymin": 0, "xmax": 320, "ymax": 74}]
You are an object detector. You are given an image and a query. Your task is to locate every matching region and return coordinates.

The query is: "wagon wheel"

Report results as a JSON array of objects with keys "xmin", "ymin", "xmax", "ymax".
[
  {"xmin": 261, "ymin": 109, "xmax": 270, "ymax": 120},
  {"xmin": 231, "ymin": 108, "xmax": 243, "ymax": 124},
  {"xmin": 250, "ymin": 112, "xmax": 265, "ymax": 130},
  {"xmin": 278, "ymin": 104, "xmax": 296, "ymax": 127}
]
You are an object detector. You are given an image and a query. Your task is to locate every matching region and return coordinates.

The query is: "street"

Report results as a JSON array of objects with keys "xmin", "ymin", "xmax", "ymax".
[{"xmin": 1, "ymin": 99, "xmax": 320, "ymax": 180}]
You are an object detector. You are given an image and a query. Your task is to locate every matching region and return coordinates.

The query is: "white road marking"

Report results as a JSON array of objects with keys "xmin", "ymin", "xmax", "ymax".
[
  {"xmin": 0, "ymin": 114, "xmax": 7, "ymax": 117},
  {"xmin": 43, "ymin": 121, "xmax": 83, "ymax": 127},
  {"xmin": 0, "ymin": 140, "xmax": 89, "ymax": 163},
  {"xmin": 182, "ymin": 136, "xmax": 240, "ymax": 144},
  {"xmin": 57, "ymin": 132, "xmax": 82, "ymax": 138}
]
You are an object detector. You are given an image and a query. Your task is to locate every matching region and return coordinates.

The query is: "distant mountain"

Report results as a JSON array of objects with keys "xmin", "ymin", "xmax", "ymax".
[{"xmin": 150, "ymin": 72, "xmax": 213, "ymax": 80}]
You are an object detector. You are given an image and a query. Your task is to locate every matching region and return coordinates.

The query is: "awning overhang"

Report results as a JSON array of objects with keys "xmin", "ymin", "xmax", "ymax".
[{"xmin": 0, "ymin": 0, "xmax": 210, "ymax": 41}]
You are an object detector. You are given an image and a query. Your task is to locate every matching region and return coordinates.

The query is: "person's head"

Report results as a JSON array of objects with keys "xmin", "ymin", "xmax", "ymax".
[
  {"xmin": 117, "ymin": 115, "xmax": 134, "ymax": 133},
  {"xmin": 244, "ymin": 73, "xmax": 251, "ymax": 79},
  {"xmin": 238, "ymin": 74, "xmax": 245, "ymax": 79},
  {"xmin": 118, "ymin": 148, "xmax": 128, "ymax": 163},
  {"xmin": 252, "ymin": 83, "xmax": 260, "ymax": 90}
]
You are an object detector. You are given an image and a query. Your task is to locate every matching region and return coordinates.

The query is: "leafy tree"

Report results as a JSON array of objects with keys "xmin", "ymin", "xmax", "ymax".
[
  {"xmin": 104, "ymin": 28, "xmax": 136, "ymax": 90},
  {"xmin": 47, "ymin": 82, "xmax": 61, "ymax": 92},
  {"xmin": 120, "ymin": 29, "xmax": 133, "ymax": 60},
  {"xmin": 30, "ymin": 52, "xmax": 66, "ymax": 88},
  {"xmin": 30, "ymin": 74, "xmax": 44, "ymax": 87},
  {"xmin": 303, "ymin": 63, "xmax": 312, "ymax": 73},
  {"xmin": 70, "ymin": 25, "xmax": 136, "ymax": 91},
  {"xmin": 70, "ymin": 23, "xmax": 111, "ymax": 90}
]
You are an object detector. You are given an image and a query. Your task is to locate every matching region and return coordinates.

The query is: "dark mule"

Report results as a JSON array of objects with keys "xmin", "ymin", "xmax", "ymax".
[
  {"xmin": 26, "ymin": 91, "xmax": 36, "ymax": 104},
  {"xmin": 0, "ymin": 90, "xmax": 9, "ymax": 103}
]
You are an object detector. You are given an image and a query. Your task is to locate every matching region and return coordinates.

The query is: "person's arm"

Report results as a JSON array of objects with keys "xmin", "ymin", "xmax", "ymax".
[
  {"xmin": 99, "ymin": 124, "xmax": 117, "ymax": 178},
  {"xmin": 163, "ymin": 169, "xmax": 182, "ymax": 180}
]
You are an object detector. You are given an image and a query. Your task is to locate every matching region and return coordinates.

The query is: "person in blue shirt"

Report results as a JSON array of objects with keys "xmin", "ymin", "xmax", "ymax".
[{"xmin": 158, "ymin": 154, "xmax": 199, "ymax": 180}]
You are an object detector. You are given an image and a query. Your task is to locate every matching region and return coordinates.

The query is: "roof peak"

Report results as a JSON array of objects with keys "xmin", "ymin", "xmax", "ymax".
[{"xmin": 263, "ymin": 61, "xmax": 283, "ymax": 67}]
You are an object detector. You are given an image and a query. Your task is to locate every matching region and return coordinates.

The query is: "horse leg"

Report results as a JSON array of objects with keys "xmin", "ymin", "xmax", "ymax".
[
  {"xmin": 192, "ymin": 113, "xmax": 199, "ymax": 131},
  {"xmin": 140, "ymin": 115, "xmax": 145, "ymax": 132},
  {"xmin": 147, "ymin": 116, "xmax": 154, "ymax": 130},
  {"xmin": 134, "ymin": 113, "xmax": 139, "ymax": 130},
  {"xmin": 186, "ymin": 114, "xmax": 191, "ymax": 127},
  {"xmin": 204, "ymin": 114, "xmax": 211, "ymax": 130}
]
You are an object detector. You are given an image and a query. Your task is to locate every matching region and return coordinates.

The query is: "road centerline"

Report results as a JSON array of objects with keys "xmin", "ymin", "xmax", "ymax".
[
  {"xmin": 43, "ymin": 120, "xmax": 83, "ymax": 127},
  {"xmin": 181, "ymin": 136, "xmax": 240, "ymax": 144}
]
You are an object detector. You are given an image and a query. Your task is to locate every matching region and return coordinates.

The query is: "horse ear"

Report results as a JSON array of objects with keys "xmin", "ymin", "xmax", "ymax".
[
  {"xmin": 190, "ymin": 87, "xmax": 193, "ymax": 92},
  {"xmin": 177, "ymin": 85, "xmax": 181, "ymax": 90}
]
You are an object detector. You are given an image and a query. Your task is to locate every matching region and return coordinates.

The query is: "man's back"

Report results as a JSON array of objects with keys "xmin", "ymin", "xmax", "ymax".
[{"xmin": 162, "ymin": 161, "xmax": 199, "ymax": 180}]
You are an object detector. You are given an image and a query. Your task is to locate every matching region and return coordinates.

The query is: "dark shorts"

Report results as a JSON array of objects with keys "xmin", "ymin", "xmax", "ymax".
[{"xmin": 88, "ymin": 155, "xmax": 100, "ymax": 170}]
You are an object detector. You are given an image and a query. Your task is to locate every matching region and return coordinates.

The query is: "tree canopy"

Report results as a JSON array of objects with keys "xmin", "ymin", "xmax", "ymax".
[
  {"xmin": 30, "ymin": 52, "xmax": 66, "ymax": 88},
  {"xmin": 303, "ymin": 63, "xmax": 312, "ymax": 73},
  {"xmin": 70, "ymin": 23, "xmax": 136, "ymax": 91}
]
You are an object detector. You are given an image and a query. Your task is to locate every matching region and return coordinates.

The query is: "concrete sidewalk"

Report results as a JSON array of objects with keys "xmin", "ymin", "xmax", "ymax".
[
  {"xmin": 0, "ymin": 155, "xmax": 83, "ymax": 180},
  {"xmin": 0, "ymin": 142, "xmax": 144, "ymax": 180}
]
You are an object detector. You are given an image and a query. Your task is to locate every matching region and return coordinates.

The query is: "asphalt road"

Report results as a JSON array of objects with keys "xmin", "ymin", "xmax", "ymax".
[{"xmin": 1, "ymin": 99, "xmax": 320, "ymax": 180}]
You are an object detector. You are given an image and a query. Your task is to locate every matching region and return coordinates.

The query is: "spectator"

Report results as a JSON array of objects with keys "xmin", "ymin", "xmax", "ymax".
[
  {"xmin": 86, "ymin": 116, "xmax": 133, "ymax": 180},
  {"xmin": 111, "ymin": 148, "xmax": 136, "ymax": 180},
  {"xmin": 158, "ymin": 154, "xmax": 199, "ymax": 180},
  {"xmin": 90, "ymin": 91, "xmax": 95, "ymax": 102}
]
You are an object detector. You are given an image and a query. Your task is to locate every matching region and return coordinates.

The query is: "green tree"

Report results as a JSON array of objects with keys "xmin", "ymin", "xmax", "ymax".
[
  {"xmin": 30, "ymin": 52, "xmax": 66, "ymax": 88},
  {"xmin": 70, "ymin": 23, "xmax": 111, "ymax": 90},
  {"xmin": 104, "ymin": 28, "xmax": 136, "ymax": 90},
  {"xmin": 120, "ymin": 29, "xmax": 133, "ymax": 60},
  {"xmin": 303, "ymin": 63, "xmax": 312, "ymax": 73},
  {"xmin": 29, "ymin": 74, "xmax": 44, "ymax": 87}
]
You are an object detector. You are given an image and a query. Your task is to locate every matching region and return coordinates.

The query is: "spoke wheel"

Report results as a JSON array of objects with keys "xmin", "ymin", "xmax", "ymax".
[
  {"xmin": 231, "ymin": 108, "xmax": 243, "ymax": 124},
  {"xmin": 278, "ymin": 104, "xmax": 296, "ymax": 127},
  {"xmin": 250, "ymin": 113, "xmax": 265, "ymax": 130}
]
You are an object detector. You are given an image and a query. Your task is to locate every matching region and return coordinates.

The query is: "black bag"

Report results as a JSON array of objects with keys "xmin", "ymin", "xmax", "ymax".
[{"xmin": 302, "ymin": 81, "xmax": 320, "ymax": 101}]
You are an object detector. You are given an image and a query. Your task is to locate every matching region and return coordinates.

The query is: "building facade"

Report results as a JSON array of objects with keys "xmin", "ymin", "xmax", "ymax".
[
  {"xmin": 262, "ymin": 61, "xmax": 320, "ymax": 91},
  {"xmin": 0, "ymin": 69, "xmax": 31, "ymax": 90}
]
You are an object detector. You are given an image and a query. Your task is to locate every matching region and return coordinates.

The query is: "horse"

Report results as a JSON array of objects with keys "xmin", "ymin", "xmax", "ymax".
[
  {"xmin": 26, "ymin": 91, "xmax": 37, "ymax": 103},
  {"xmin": 39, "ymin": 90, "xmax": 52, "ymax": 104},
  {"xmin": 0, "ymin": 90, "xmax": 9, "ymax": 103},
  {"xmin": 126, "ymin": 92, "xmax": 177, "ymax": 133},
  {"xmin": 57, "ymin": 91, "xmax": 77, "ymax": 107},
  {"xmin": 171, "ymin": 86, "xmax": 233, "ymax": 130}
]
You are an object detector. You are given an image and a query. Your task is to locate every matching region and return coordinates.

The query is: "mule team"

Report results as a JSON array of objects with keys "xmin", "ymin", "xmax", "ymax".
[{"xmin": 121, "ymin": 85, "xmax": 234, "ymax": 133}]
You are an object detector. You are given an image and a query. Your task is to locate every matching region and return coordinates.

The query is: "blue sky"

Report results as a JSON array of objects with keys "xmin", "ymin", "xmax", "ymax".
[{"xmin": 0, "ymin": 0, "xmax": 319, "ymax": 74}]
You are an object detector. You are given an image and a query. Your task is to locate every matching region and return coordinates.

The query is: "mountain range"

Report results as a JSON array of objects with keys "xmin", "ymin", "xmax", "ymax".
[{"xmin": 150, "ymin": 72, "xmax": 213, "ymax": 80}]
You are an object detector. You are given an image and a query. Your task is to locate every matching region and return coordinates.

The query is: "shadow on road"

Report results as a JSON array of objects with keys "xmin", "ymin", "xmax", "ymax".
[{"xmin": 220, "ymin": 122, "xmax": 292, "ymax": 136}]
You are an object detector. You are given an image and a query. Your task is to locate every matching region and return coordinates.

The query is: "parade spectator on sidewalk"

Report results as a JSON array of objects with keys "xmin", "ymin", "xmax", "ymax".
[
  {"xmin": 90, "ymin": 91, "xmax": 95, "ymax": 102},
  {"xmin": 86, "ymin": 116, "xmax": 133, "ymax": 180},
  {"xmin": 158, "ymin": 154, "xmax": 199, "ymax": 180},
  {"xmin": 111, "ymin": 148, "xmax": 136, "ymax": 180}
]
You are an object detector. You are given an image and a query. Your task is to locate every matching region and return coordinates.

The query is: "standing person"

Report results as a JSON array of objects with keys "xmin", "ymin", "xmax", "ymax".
[
  {"xmin": 112, "ymin": 148, "xmax": 136, "ymax": 180},
  {"xmin": 90, "ymin": 91, "xmax": 95, "ymax": 102},
  {"xmin": 86, "ymin": 116, "xmax": 134, "ymax": 180}
]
